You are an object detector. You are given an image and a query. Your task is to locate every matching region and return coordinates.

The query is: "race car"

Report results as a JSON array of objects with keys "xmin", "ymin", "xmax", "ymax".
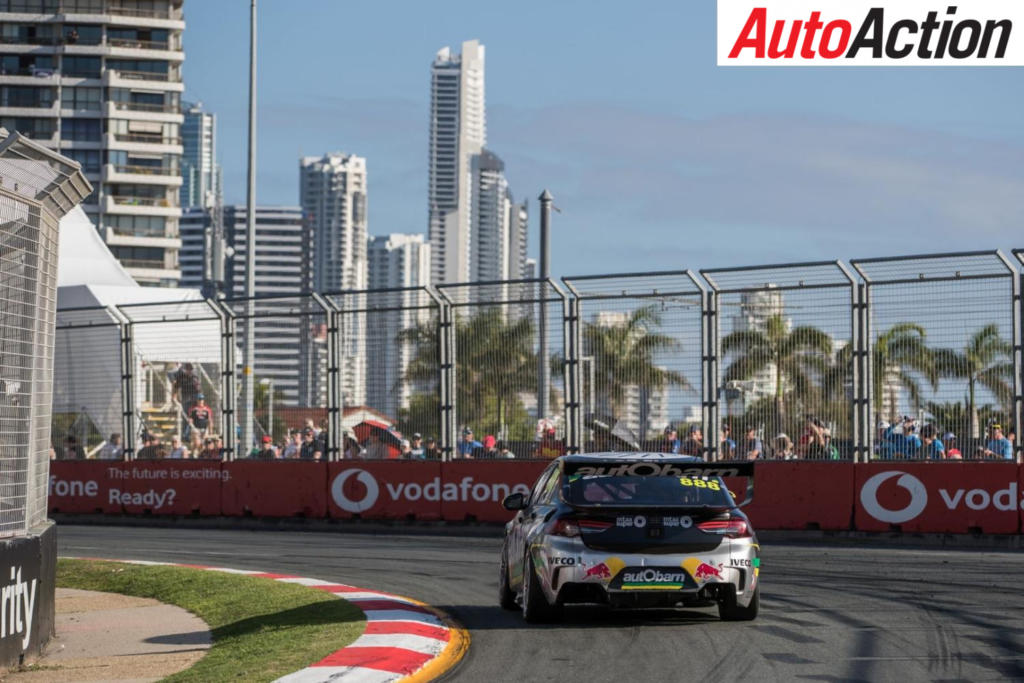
[{"xmin": 498, "ymin": 453, "xmax": 759, "ymax": 622}]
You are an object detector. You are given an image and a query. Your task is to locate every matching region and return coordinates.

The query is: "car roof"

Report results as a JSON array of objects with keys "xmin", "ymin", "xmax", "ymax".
[{"xmin": 561, "ymin": 452, "xmax": 707, "ymax": 466}]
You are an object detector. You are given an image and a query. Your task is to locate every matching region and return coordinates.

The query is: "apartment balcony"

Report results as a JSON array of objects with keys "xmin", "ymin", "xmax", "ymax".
[
  {"xmin": 58, "ymin": 5, "xmax": 185, "ymax": 31},
  {"xmin": 0, "ymin": 101, "xmax": 60, "ymax": 118},
  {"xmin": 104, "ymin": 228, "xmax": 180, "ymax": 249},
  {"xmin": 122, "ymin": 262, "xmax": 182, "ymax": 284},
  {"xmin": 104, "ymin": 132, "xmax": 182, "ymax": 155},
  {"xmin": 0, "ymin": 68, "xmax": 61, "ymax": 85},
  {"xmin": 103, "ymin": 194, "xmax": 181, "ymax": 217},
  {"xmin": 105, "ymin": 100, "xmax": 182, "ymax": 124},
  {"xmin": 103, "ymin": 162, "xmax": 182, "ymax": 186},
  {"xmin": 103, "ymin": 69, "xmax": 183, "ymax": 92}
]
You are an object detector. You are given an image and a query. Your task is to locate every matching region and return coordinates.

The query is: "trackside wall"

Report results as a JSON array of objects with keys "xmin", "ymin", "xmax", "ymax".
[{"xmin": 48, "ymin": 461, "xmax": 1024, "ymax": 534}]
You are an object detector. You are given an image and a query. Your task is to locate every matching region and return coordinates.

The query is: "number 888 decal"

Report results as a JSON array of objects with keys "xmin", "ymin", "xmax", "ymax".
[{"xmin": 679, "ymin": 477, "xmax": 720, "ymax": 491}]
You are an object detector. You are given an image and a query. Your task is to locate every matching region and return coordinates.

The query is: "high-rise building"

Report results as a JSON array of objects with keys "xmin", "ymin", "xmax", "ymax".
[
  {"xmin": 508, "ymin": 195, "xmax": 529, "ymax": 280},
  {"xmin": 427, "ymin": 39, "xmax": 485, "ymax": 285},
  {"xmin": 0, "ymin": 1, "xmax": 186, "ymax": 286},
  {"xmin": 300, "ymin": 152, "xmax": 368, "ymax": 407},
  {"xmin": 180, "ymin": 101, "xmax": 218, "ymax": 209},
  {"xmin": 300, "ymin": 152, "xmax": 368, "ymax": 293},
  {"xmin": 180, "ymin": 205, "xmax": 312, "ymax": 403},
  {"xmin": 365, "ymin": 234, "xmax": 431, "ymax": 420},
  {"xmin": 471, "ymin": 149, "xmax": 509, "ymax": 282}
]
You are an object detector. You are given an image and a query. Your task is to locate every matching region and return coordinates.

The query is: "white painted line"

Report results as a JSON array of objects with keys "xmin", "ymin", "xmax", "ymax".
[
  {"xmin": 348, "ymin": 633, "xmax": 448, "ymax": 655},
  {"xmin": 273, "ymin": 665, "xmax": 400, "ymax": 683}
]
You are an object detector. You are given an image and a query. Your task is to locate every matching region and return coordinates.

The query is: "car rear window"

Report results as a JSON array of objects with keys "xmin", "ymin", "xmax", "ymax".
[{"xmin": 566, "ymin": 474, "xmax": 734, "ymax": 507}]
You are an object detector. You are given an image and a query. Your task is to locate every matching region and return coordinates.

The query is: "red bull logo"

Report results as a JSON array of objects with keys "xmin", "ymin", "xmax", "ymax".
[
  {"xmin": 694, "ymin": 563, "xmax": 722, "ymax": 581},
  {"xmin": 584, "ymin": 556, "xmax": 624, "ymax": 580},
  {"xmin": 682, "ymin": 557, "xmax": 724, "ymax": 583}
]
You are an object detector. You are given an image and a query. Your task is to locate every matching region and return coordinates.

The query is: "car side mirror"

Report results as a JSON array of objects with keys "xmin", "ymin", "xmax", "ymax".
[{"xmin": 502, "ymin": 492, "xmax": 527, "ymax": 511}]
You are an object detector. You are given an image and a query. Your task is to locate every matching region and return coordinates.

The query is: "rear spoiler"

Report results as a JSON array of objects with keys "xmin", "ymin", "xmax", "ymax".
[{"xmin": 564, "ymin": 460, "xmax": 756, "ymax": 507}]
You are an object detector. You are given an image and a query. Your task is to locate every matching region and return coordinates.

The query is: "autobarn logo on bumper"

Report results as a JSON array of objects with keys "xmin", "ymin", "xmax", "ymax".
[
  {"xmin": 610, "ymin": 567, "xmax": 697, "ymax": 591},
  {"xmin": 717, "ymin": 1, "xmax": 1024, "ymax": 65}
]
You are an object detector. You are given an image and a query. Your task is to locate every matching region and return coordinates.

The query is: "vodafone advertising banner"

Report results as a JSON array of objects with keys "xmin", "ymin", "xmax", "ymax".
[
  {"xmin": 49, "ymin": 461, "xmax": 224, "ymax": 515},
  {"xmin": 855, "ymin": 463, "xmax": 1022, "ymax": 534},
  {"xmin": 50, "ymin": 461, "xmax": 1024, "ymax": 534}
]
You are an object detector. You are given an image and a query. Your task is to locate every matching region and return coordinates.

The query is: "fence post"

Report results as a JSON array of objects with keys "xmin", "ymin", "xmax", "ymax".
[
  {"xmin": 1006, "ymin": 251, "xmax": 1023, "ymax": 463},
  {"xmin": 436, "ymin": 289, "xmax": 456, "ymax": 462},
  {"xmin": 699, "ymin": 279, "xmax": 720, "ymax": 461},
  {"xmin": 562, "ymin": 280, "xmax": 582, "ymax": 453},
  {"xmin": 860, "ymin": 281, "xmax": 873, "ymax": 463},
  {"xmin": 110, "ymin": 307, "xmax": 135, "ymax": 460},
  {"xmin": 312, "ymin": 293, "xmax": 342, "ymax": 461},
  {"xmin": 208, "ymin": 298, "xmax": 236, "ymax": 461}
]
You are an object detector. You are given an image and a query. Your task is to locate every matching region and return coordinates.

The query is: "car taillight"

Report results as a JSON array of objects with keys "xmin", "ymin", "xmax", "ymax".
[
  {"xmin": 697, "ymin": 518, "xmax": 749, "ymax": 538},
  {"xmin": 577, "ymin": 519, "xmax": 612, "ymax": 533},
  {"xmin": 549, "ymin": 518, "xmax": 581, "ymax": 537}
]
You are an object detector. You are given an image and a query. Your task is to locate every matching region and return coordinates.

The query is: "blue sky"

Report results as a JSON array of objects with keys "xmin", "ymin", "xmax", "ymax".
[{"xmin": 183, "ymin": 1, "xmax": 1024, "ymax": 275}]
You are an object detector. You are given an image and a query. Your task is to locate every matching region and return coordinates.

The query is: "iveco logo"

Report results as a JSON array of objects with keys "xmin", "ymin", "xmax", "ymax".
[
  {"xmin": 860, "ymin": 471, "xmax": 928, "ymax": 523},
  {"xmin": 331, "ymin": 468, "xmax": 379, "ymax": 513}
]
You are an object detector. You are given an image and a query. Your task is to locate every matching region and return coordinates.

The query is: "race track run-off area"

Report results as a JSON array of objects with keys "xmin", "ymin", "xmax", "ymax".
[{"xmin": 59, "ymin": 526, "xmax": 1024, "ymax": 682}]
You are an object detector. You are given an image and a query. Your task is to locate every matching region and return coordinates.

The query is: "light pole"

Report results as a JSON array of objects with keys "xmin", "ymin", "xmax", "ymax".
[
  {"xmin": 260, "ymin": 378, "xmax": 273, "ymax": 443},
  {"xmin": 537, "ymin": 190, "xmax": 553, "ymax": 429},
  {"xmin": 240, "ymin": 0, "xmax": 258, "ymax": 456}
]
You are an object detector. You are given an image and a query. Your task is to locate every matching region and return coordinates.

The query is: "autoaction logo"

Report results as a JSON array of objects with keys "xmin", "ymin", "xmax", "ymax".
[
  {"xmin": 330, "ymin": 468, "xmax": 531, "ymax": 513},
  {"xmin": 860, "ymin": 471, "xmax": 1024, "ymax": 524},
  {"xmin": 717, "ymin": 1, "xmax": 1024, "ymax": 65}
]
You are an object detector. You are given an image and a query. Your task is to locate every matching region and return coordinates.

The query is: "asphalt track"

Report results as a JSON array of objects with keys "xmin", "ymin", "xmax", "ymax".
[{"xmin": 59, "ymin": 525, "xmax": 1024, "ymax": 682}]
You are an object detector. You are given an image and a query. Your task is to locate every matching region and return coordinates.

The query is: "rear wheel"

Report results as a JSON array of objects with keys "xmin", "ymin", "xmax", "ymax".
[
  {"xmin": 719, "ymin": 585, "xmax": 759, "ymax": 621},
  {"xmin": 498, "ymin": 544, "xmax": 517, "ymax": 611},
  {"xmin": 522, "ymin": 554, "xmax": 560, "ymax": 623}
]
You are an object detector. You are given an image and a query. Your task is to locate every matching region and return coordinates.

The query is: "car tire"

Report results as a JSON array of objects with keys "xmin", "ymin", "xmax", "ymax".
[
  {"xmin": 522, "ymin": 554, "xmax": 559, "ymax": 623},
  {"xmin": 498, "ymin": 544, "xmax": 517, "ymax": 611},
  {"xmin": 719, "ymin": 585, "xmax": 758, "ymax": 621}
]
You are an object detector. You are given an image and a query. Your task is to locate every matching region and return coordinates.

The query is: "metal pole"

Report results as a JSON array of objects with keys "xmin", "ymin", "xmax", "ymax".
[
  {"xmin": 267, "ymin": 378, "xmax": 273, "ymax": 444},
  {"xmin": 538, "ymin": 190, "xmax": 552, "ymax": 430},
  {"xmin": 240, "ymin": 0, "xmax": 258, "ymax": 454}
]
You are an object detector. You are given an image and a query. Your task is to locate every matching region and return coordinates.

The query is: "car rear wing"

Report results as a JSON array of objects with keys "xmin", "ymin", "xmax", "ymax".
[{"xmin": 563, "ymin": 460, "xmax": 756, "ymax": 507}]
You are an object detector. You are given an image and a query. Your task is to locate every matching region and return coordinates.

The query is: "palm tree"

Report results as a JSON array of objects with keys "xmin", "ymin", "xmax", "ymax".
[
  {"xmin": 722, "ymin": 314, "xmax": 832, "ymax": 433},
  {"xmin": 583, "ymin": 306, "xmax": 690, "ymax": 428},
  {"xmin": 932, "ymin": 324, "xmax": 1012, "ymax": 438},
  {"xmin": 400, "ymin": 307, "xmax": 539, "ymax": 438},
  {"xmin": 871, "ymin": 323, "xmax": 938, "ymax": 423}
]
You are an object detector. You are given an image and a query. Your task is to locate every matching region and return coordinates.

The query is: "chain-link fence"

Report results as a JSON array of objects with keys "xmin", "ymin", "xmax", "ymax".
[
  {"xmin": 53, "ymin": 305, "xmax": 125, "ymax": 460},
  {"xmin": 437, "ymin": 279, "xmax": 568, "ymax": 459},
  {"xmin": 851, "ymin": 252, "xmax": 1018, "ymax": 461},
  {"xmin": 51, "ymin": 249, "xmax": 1024, "ymax": 464},
  {"xmin": 225, "ymin": 294, "xmax": 329, "ymax": 458},
  {"xmin": 562, "ymin": 272, "xmax": 706, "ymax": 455},
  {"xmin": 116, "ymin": 299, "xmax": 226, "ymax": 459},
  {"xmin": 702, "ymin": 261, "xmax": 857, "ymax": 461},
  {"xmin": 329, "ymin": 287, "xmax": 442, "ymax": 459},
  {"xmin": 0, "ymin": 131, "xmax": 91, "ymax": 535}
]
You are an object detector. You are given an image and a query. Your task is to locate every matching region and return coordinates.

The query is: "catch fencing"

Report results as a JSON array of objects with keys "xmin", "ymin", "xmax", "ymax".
[
  {"xmin": 0, "ymin": 132, "xmax": 91, "ymax": 536},
  {"xmin": 52, "ymin": 249, "xmax": 1024, "ymax": 464}
]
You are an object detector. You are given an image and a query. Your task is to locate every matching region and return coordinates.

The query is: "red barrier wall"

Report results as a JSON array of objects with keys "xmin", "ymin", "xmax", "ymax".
[
  {"xmin": 327, "ymin": 461, "xmax": 443, "ymax": 520},
  {"xmin": 440, "ymin": 460, "xmax": 547, "ymax": 522},
  {"xmin": 854, "ymin": 462, "xmax": 1021, "ymax": 534},
  {"xmin": 49, "ymin": 460, "xmax": 1024, "ymax": 535},
  {"xmin": 221, "ymin": 461, "xmax": 327, "ymax": 518},
  {"xmin": 730, "ymin": 462, "xmax": 855, "ymax": 530},
  {"xmin": 49, "ymin": 461, "xmax": 121, "ymax": 514}
]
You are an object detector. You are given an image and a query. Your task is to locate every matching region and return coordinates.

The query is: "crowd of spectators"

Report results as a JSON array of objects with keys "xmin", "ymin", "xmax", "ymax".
[{"xmin": 875, "ymin": 417, "xmax": 1015, "ymax": 460}]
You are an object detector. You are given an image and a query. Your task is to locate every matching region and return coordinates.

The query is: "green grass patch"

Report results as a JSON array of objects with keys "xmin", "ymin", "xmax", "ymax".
[{"xmin": 58, "ymin": 559, "xmax": 365, "ymax": 682}]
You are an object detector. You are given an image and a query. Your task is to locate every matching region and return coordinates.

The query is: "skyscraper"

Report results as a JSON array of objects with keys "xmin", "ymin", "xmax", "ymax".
[
  {"xmin": 428, "ymin": 39, "xmax": 485, "ymax": 285},
  {"xmin": 180, "ymin": 101, "xmax": 219, "ymax": 209},
  {"xmin": 471, "ymin": 149, "xmax": 510, "ymax": 282},
  {"xmin": 180, "ymin": 206, "xmax": 312, "ymax": 404},
  {"xmin": 300, "ymin": 152, "xmax": 369, "ymax": 407},
  {"xmin": 508, "ymin": 196, "xmax": 529, "ymax": 280},
  {"xmin": 0, "ymin": 2, "xmax": 186, "ymax": 286},
  {"xmin": 366, "ymin": 234, "xmax": 431, "ymax": 420},
  {"xmin": 300, "ymin": 153, "xmax": 368, "ymax": 292}
]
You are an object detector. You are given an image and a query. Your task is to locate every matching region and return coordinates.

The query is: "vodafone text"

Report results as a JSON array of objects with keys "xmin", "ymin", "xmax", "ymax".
[
  {"xmin": 384, "ymin": 477, "xmax": 530, "ymax": 503},
  {"xmin": 940, "ymin": 482, "xmax": 1022, "ymax": 512},
  {"xmin": 717, "ymin": 1, "xmax": 1023, "ymax": 66}
]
